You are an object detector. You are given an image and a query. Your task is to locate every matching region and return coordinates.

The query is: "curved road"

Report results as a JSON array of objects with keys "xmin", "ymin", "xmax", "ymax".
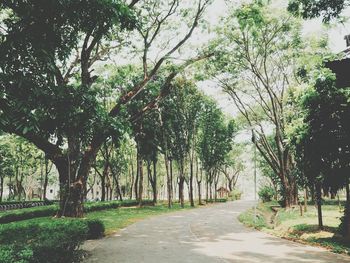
[{"xmin": 83, "ymin": 200, "xmax": 350, "ymax": 263}]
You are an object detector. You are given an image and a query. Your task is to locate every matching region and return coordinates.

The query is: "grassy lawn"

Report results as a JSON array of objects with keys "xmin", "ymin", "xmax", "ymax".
[
  {"xmin": 239, "ymin": 200, "xmax": 350, "ymax": 255},
  {"xmin": 3, "ymin": 202, "xmax": 195, "ymax": 236},
  {"xmin": 86, "ymin": 202, "xmax": 193, "ymax": 235}
]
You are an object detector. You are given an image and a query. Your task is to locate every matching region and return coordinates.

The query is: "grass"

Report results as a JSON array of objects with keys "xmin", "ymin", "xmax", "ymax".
[
  {"xmin": 239, "ymin": 200, "xmax": 350, "ymax": 255},
  {"xmin": 2, "ymin": 202, "xmax": 195, "ymax": 236},
  {"xmin": 85, "ymin": 202, "xmax": 193, "ymax": 235},
  {"xmin": 238, "ymin": 201, "xmax": 278, "ymax": 230}
]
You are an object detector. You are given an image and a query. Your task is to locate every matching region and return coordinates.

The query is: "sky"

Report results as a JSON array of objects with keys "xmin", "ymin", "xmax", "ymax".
[{"xmin": 198, "ymin": 0, "xmax": 350, "ymax": 120}]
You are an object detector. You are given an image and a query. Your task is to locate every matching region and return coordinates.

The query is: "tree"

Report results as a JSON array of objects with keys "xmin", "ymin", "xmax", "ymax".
[
  {"xmin": 220, "ymin": 145, "xmax": 245, "ymax": 192},
  {"xmin": 198, "ymin": 99, "xmax": 236, "ymax": 201},
  {"xmin": 160, "ymin": 78, "xmax": 204, "ymax": 207},
  {"xmin": 293, "ymin": 69, "xmax": 350, "ymax": 233},
  {"xmin": 288, "ymin": 0, "xmax": 349, "ymax": 22},
  {"xmin": 210, "ymin": 2, "xmax": 302, "ymax": 207},
  {"xmin": 0, "ymin": 136, "xmax": 15, "ymax": 202},
  {"xmin": 0, "ymin": 0, "xmax": 211, "ymax": 217}
]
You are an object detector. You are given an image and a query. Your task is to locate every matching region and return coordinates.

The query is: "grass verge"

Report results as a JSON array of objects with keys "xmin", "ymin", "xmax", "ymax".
[
  {"xmin": 0, "ymin": 201, "xmax": 196, "ymax": 262},
  {"xmin": 85, "ymin": 202, "xmax": 194, "ymax": 235},
  {"xmin": 239, "ymin": 200, "xmax": 350, "ymax": 255}
]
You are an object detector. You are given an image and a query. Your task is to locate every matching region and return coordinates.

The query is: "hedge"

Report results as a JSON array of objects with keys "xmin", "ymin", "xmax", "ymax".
[
  {"xmin": 0, "ymin": 205, "xmax": 58, "ymax": 224},
  {"xmin": 0, "ymin": 200, "xmax": 153, "ymax": 224},
  {"xmin": 0, "ymin": 219, "xmax": 93, "ymax": 263},
  {"xmin": 205, "ymin": 198, "xmax": 228, "ymax": 203}
]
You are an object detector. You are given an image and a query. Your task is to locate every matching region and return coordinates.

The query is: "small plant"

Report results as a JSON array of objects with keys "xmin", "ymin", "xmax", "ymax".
[
  {"xmin": 0, "ymin": 219, "xmax": 89, "ymax": 263},
  {"xmin": 338, "ymin": 203, "xmax": 350, "ymax": 237},
  {"xmin": 258, "ymin": 186, "xmax": 276, "ymax": 202},
  {"xmin": 85, "ymin": 219, "xmax": 105, "ymax": 239},
  {"xmin": 229, "ymin": 189, "xmax": 242, "ymax": 201}
]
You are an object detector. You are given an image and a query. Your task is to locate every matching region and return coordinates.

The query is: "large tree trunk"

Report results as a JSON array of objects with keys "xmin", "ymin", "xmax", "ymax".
[
  {"xmin": 134, "ymin": 150, "xmax": 140, "ymax": 201},
  {"xmin": 129, "ymin": 155, "xmax": 134, "ymax": 200},
  {"xmin": 0, "ymin": 176, "xmax": 3, "ymax": 202},
  {"xmin": 344, "ymin": 179, "xmax": 350, "ymax": 238},
  {"xmin": 315, "ymin": 181, "xmax": 323, "ymax": 230},
  {"xmin": 170, "ymin": 159, "xmax": 174, "ymax": 204},
  {"xmin": 151, "ymin": 159, "xmax": 157, "ymax": 204},
  {"xmin": 42, "ymin": 158, "xmax": 50, "ymax": 200},
  {"xmin": 214, "ymin": 170, "xmax": 219, "ymax": 202},
  {"xmin": 205, "ymin": 173, "xmax": 209, "ymax": 202},
  {"xmin": 197, "ymin": 181, "xmax": 202, "ymax": 205},
  {"xmin": 179, "ymin": 176, "xmax": 185, "ymax": 208},
  {"xmin": 56, "ymin": 159, "xmax": 84, "ymax": 218},
  {"xmin": 189, "ymin": 157, "xmax": 195, "ymax": 207},
  {"xmin": 281, "ymin": 174, "xmax": 298, "ymax": 208},
  {"xmin": 178, "ymin": 160, "xmax": 185, "ymax": 208},
  {"xmin": 195, "ymin": 158, "xmax": 203, "ymax": 205},
  {"xmin": 100, "ymin": 173, "xmax": 106, "ymax": 201},
  {"xmin": 114, "ymin": 176, "xmax": 123, "ymax": 201},
  {"xmin": 228, "ymin": 178, "xmax": 233, "ymax": 192},
  {"xmin": 137, "ymin": 150, "xmax": 144, "ymax": 206},
  {"xmin": 165, "ymin": 156, "xmax": 172, "ymax": 208}
]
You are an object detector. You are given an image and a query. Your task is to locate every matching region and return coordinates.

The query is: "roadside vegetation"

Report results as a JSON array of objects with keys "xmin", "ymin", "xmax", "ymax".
[
  {"xmin": 239, "ymin": 200, "xmax": 350, "ymax": 255},
  {"xmin": 0, "ymin": 200, "xmax": 202, "ymax": 263},
  {"xmin": 0, "ymin": 0, "xmax": 349, "ymax": 262}
]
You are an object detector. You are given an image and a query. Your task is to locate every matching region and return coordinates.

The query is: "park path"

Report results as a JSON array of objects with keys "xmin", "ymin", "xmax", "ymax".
[{"xmin": 83, "ymin": 200, "xmax": 350, "ymax": 263}]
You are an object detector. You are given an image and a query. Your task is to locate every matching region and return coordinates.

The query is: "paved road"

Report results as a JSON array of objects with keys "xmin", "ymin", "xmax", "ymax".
[{"xmin": 83, "ymin": 200, "xmax": 350, "ymax": 263}]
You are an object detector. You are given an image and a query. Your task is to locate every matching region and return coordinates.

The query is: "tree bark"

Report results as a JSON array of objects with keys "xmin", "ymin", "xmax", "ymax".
[
  {"xmin": 42, "ymin": 157, "xmax": 51, "ymax": 200},
  {"xmin": 165, "ymin": 156, "xmax": 172, "ymax": 208},
  {"xmin": 205, "ymin": 173, "xmax": 209, "ymax": 202},
  {"xmin": 189, "ymin": 155, "xmax": 195, "ymax": 207},
  {"xmin": 170, "ymin": 159, "xmax": 174, "ymax": 204},
  {"xmin": 134, "ymin": 150, "xmax": 140, "ymax": 201},
  {"xmin": 129, "ymin": 154, "xmax": 134, "ymax": 200},
  {"xmin": 178, "ymin": 160, "xmax": 185, "ymax": 208},
  {"xmin": 345, "ymin": 179, "xmax": 350, "ymax": 238},
  {"xmin": 315, "ymin": 181, "xmax": 323, "ymax": 230},
  {"xmin": 0, "ymin": 176, "xmax": 3, "ymax": 202},
  {"xmin": 55, "ymin": 158, "xmax": 84, "ymax": 218},
  {"xmin": 115, "ymin": 176, "xmax": 123, "ymax": 201},
  {"xmin": 152, "ymin": 159, "xmax": 157, "ymax": 204},
  {"xmin": 137, "ymin": 151, "xmax": 144, "ymax": 206},
  {"xmin": 179, "ymin": 176, "xmax": 185, "ymax": 208},
  {"xmin": 304, "ymin": 187, "xmax": 308, "ymax": 212}
]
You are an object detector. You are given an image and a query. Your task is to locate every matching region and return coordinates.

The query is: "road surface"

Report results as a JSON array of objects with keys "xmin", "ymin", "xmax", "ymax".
[{"xmin": 83, "ymin": 200, "xmax": 350, "ymax": 263}]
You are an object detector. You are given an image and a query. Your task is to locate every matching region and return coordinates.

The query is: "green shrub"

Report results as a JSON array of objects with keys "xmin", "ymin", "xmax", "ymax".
[
  {"xmin": 0, "ymin": 205, "xmax": 58, "ymax": 224},
  {"xmin": 238, "ymin": 210, "xmax": 269, "ymax": 230},
  {"xmin": 0, "ymin": 200, "xmax": 154, "ymax": 224},
  {"xmin": 206, "ymin": 198, "xmax": 227, "ymax": 203},
  {"xmin": 229, "ymin": 189, "xmax": 242, "ymax": 201},
  {"xmin": 0, "ymin": 219, "xmax": 88, "ymax": 263},
  {"xmin": 338, "ymin": 203, "xmax": 350, "ymax": 236},
  {"xmin": 0, "ymin": 245, "xmax": 33, "ymax": 263},
  {"xmin": 85, "ymin": 219, "xmax": 105, "ymax": 239},
  {"xmin": 258, "ymin": 186, "xmax": 276, "ymax": 202}
]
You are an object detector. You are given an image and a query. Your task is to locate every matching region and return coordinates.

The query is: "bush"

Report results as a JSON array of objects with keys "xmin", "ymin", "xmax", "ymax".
[
  {"xmin": 229, "ymin": 189, "xmax": 242, "ymax": 201},
  {"xmin": 338, "ymin": 203, "xmax": 350, "ymax": 237},
  {"xmin": 0, "ymin": 205, "xmax": 58, "ymax": 224},
  {"xmin": 258, "ymin": 186, "xmax": 276, "ymax": 202},
  {"xmin": 0, "ymin": 219, "xmax": 89, "ymax": 263},
  {"xmin": 85, "ymin": 219, "xmax": 105, "ymax": 239},
  {"xmin": 206, "ymin": 198, "xmax": 227, "ymax": 203},
  {"xmin": 0, "ymin": 200, "xmax": 154, "ymax": 224}
]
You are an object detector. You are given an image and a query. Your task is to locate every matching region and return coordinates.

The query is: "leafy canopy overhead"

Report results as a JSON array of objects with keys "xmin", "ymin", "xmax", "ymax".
[
  {"xmin": 0, "ymin": 0, "xmax": 136, "ymax": 148},
  {"xmin": 288, "ymin": 0, "xmax": 349, "ymax": 22}
]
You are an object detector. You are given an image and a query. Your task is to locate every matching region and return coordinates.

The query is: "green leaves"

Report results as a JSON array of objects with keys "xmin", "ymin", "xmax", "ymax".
[
  {"xmin": 198, "ymin": 98, "xmax": 236, "ymax": 173},
  {"xmin": 234, "ymin": 2, "xmax": 265, "ymax": 30},
  {"xmin": 287, "ymin": 0, "xmax": 348, "ymax": 23}
]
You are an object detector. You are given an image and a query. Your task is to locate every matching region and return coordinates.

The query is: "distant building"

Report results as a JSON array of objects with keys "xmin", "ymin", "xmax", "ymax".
[{"xmin": 216, "ymin": 187, "xmax": 230, "ymax": 198}]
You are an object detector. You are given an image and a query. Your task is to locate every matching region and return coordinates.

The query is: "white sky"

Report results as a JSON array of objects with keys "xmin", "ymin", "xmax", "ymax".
[{"xmin": 198, "ymin": 0, "xmax": 350, "ymax": 119}]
